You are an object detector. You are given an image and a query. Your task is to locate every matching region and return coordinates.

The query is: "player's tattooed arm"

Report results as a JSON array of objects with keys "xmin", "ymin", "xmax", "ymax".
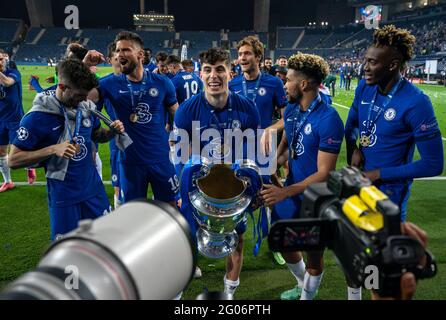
[
  {"xmin": 91, "ymin": 120, "xmax": 125, "ymax": 143},
  {"xmin": 8, "ymin": 142, "xmax": 76, "ymax": 169}
]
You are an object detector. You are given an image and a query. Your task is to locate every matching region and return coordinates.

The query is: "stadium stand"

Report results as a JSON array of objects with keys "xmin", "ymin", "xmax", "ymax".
[
  {"xmin": 0, "ymin": 19, "xmax": 20, "ymax": 43},
  {"xmin": 1, "ymin": 3, "xmax": 445, "ymax": 72}
]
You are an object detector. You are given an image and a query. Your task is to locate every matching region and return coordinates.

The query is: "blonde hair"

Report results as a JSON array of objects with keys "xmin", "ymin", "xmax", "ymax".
[{"xmin": 288, "ymin": 52, "xmax": 329, "ymax": 84}]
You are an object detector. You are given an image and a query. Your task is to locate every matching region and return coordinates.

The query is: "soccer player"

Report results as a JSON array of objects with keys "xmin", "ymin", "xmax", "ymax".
[
  {"xmin": 0, "ymin": 49, "xmax": 24, "ymax": 192},
  {"xmin": 143, "ymin": 47, "xmax": 157, "ymax": 72},
  {"xmin": 173, "ymin": 48, "xmax": 261, "ymax": 296},
  {"xmin": 86, "ymin": 31, "xmax": 180, "ymax": 207},
  {"xmin": 100, "ymin": 41, "xmax": 123, "ymax": 209},
  {"xmin": 229, "ymin": 36, "xmax": 288, "ymax": 265},
  {"xmin": 229, "ymin": 36, "xmax": 287, "ymax": 156},
  {"xmin": 261, "ymin": 52, "xmax": 344, "ymax": 300},
  {"xmin": 154, "ymin": 51, "xmax": 174, "ymax": 79},
  {"xmin": 181, "ymin": 59, "xmax": 195, "ymax": 74},
  {"xmin": 270, "ymin": 55, "xmax": 288, "ymax": 75},
  {"xmin": 345, "ymin": 25, "xmax": 444, "ymax": 299},
  {"xmin": 262, "ymin": 57, "xmax": 274, "ymax": 75},
  {"xmin": 167, "ymin": 54, "xmax": 203, "ymax": 105},
  {"xmin": 8, "ymin": 59, "xmax": 124, "ymax": 240}
]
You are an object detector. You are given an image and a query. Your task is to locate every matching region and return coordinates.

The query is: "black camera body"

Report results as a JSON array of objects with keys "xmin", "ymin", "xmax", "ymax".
[{"xmin": 268, "ymin": 166, "xmax": 437, "ymax": 297}]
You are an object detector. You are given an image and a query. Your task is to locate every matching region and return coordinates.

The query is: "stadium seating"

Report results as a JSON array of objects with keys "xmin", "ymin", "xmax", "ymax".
[
  {"xmin": 0, "ymin": 19, "xmax": 20, "ymax": 43},
  {"xmin": 2, "ymin": 4, "xmax": 446, "ymax": 71}
]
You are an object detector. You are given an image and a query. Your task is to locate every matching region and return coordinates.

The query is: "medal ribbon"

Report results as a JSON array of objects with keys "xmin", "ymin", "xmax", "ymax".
[
  {"xmin": 365, "ymin": 77, "xmax": 404, "ymax": 136},
  {"xmin": 125, "ymin": 70, "xmax": 148, "ymax": 116},
  {"xmin": 241, "ymin": 73, "xmax": 262, "ymax": 105},
  {"xmin": 58, "ymin": 100, "xmax": 82, "ymax": 144},
  {"xmin": 290, "ymin": 94, "xmax": 322, "ymax": 157},
  {"xmin": 203, "ymin": 92, "xmax": 233, "ymax": 137}
]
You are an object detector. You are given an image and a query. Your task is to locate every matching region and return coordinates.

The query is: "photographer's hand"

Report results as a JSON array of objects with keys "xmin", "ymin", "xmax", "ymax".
[{"xmin": 372, "ymin": 222, "xmax": 428, "ymax": 300}]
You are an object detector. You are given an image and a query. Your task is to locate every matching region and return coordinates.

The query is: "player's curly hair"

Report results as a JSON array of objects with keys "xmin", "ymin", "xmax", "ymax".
[
  {"xmin": 287, "ymin": 52, "xmax": 329, "ymax": 85},
  {"xmin": 57, "ymin": 59, "xmax": 98, "ymax": 91},
  {"xmin": 236, "ymin": 36, "xmax": 264, "ymax": 61},
  {"xmin": 199, "ymin": 48, "xmax": 230, "ymax": 66},
  {"xmin": 373, "ymin": 25, "xmax": 416, "ymax": 63}
]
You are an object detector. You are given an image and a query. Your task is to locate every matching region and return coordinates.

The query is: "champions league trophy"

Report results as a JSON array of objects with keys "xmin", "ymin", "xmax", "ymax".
[{"xmin": 186, "ymin": 158, "xmax": 263, "ymax": 259}]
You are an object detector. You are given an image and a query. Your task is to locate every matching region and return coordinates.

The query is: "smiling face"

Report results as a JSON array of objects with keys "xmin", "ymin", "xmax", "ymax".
[
  {"xmin": 201, "ymin": 60, "xmax": 230, "ymax": 96},
  {"xmin": 116, "ymin": 39, "xmax": 144, "ymax": 75},
  {"xmin": 264, "ymin": 58, "xmax": 272, "ymax": 69},
  {"xmin": 238, "ymin": 45, "xmax": 261, "ymax": 74},
  {"xmin": 278, "ymin": 57, "xmax": 287, "ymax": 67},
  {"xmin": 363, "ymin": 45, "xmax": 401, "ymax": 86}
]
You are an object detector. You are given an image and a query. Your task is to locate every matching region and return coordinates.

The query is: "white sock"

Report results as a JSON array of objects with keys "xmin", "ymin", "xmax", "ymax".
[
  {"xmin": 95, "ymin": 152, "xmax": 103, "ymax": 180},
  {"xmin": 300, "ymin": 272, "xmax": 323, "ymax": 300},
  {"xmin": 224, "ymin": 275, "xmax": 240, "ymax": 295},
  {"xmin": 0, "ymin": 156, "xmax": 12, "ymax": 183},
  {"xmin": 286, "ymin": 259, "xmax": 306, "ymax": 288},
  {"xmin": 114, "ymin": 194, "xmax": 121, "ymax": 209},
  {"xmin": 348, "ymin": 286, "xmax": 362, "ymax": 300}
]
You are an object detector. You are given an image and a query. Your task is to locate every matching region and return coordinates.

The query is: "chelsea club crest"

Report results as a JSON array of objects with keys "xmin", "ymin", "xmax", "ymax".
[{"xmin": 384, "ymin": 108, "xmax": 396, "ymax": 121}]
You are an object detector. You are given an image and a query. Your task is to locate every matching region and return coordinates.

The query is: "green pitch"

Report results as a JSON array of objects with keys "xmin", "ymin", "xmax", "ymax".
[{"xmin": 0, "ymin": 66, "xmax": 445, "ymax": 299}]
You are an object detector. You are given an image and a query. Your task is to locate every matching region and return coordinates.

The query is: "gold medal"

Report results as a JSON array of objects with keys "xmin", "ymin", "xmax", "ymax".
[
  {"xmin": 73, "ymin": 143, "xmax": 81, "ymax": 154},
  {"xmin": 130, "ymin": 113, "xmax": 138, "ymax": 123},
  {"xmin": 360, "ymin": 135, "xmax": 371, "ymax": 147}
]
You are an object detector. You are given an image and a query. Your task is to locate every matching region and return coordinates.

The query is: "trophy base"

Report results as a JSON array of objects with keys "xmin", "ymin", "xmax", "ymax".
[{"xmin": 196, "ymin": 229, "xmax": 239, "ymax": 259}]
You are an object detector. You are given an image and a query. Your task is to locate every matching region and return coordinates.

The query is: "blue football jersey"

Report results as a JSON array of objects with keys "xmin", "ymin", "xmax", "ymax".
[
  {"xmin": 98, "ymin": 71, "xmax": 178, "ymax": 165},
  {"xmin": 173, "ymin": 92, "xmax": 260, "ymax": 163},
  {"xmin": 144, "ymin": 63, "xmax": 157, "ymax": 73},
  {"xmin": 345, "ymin": 79, "xmax": 441, "ymax": 175},
  {"xmin": 171, "ymin": 70, "xmax": 203, "ymax": 105},
  {"xmin": 13, "ymin": 109, "xmax": 103, "ymax": 207},
  {"xmin": 0, "ymin": 68, "xmax": 24, "ymax": 122},
  {"xmin": 284, "ymin": 98, "xmax": 344, "ymax": 185},
  {"xmin": 229, "ymin": 73, "xmax": 287, "ymax": 129}
]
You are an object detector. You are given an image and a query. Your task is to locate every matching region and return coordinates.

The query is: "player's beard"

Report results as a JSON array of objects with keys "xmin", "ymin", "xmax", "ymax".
[
  {"xmin": 287, "ymin": 88, "xmax": 302, "ymax": 104},
  {"xmin": 121, "ymin": 59, "xmax": 138, "ymax": 75}
]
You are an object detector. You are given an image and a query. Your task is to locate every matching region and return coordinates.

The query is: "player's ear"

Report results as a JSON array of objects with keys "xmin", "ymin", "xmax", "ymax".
[
  {"xmin": 138, "ymin": 48, "xmax": 145, "ymax": 60},
  {"xmin": 389, "ymin": 59, "xmax": 400, "ymax": 72}
]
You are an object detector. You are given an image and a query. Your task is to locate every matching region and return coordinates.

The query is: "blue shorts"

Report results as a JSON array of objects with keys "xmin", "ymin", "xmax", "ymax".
[
  {"xmin": 110, "ymin": 149, "xmax": 120, "ymax": 188},
  {"xmin": 120, "ymin": 162, "xmax": 179, "ymax": 203},
  {"xmin": 0, "ymin": 121, "xmax": 19, "ymax": 145},
  {"xmin": 271, "ymin": 196, "xmax": 302, "ymax": 225},
  {"xmin": 49, "ymin": 189, "xmax": 111, "ymax": 240},
  {"xmin": 376, "ymin": 182, "xmax": 411, "ymax": 222}
]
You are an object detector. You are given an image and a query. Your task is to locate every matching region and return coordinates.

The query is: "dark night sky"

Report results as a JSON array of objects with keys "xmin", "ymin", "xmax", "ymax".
[{"xmin": 1, "ymin": 0, "xmax": 334, "ymax": 31}]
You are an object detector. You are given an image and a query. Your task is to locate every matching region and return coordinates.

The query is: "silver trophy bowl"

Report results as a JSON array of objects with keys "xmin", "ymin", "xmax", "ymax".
[{"xmin": 189, "ymin": 160, "xmax": 260, "ymax": 259}]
